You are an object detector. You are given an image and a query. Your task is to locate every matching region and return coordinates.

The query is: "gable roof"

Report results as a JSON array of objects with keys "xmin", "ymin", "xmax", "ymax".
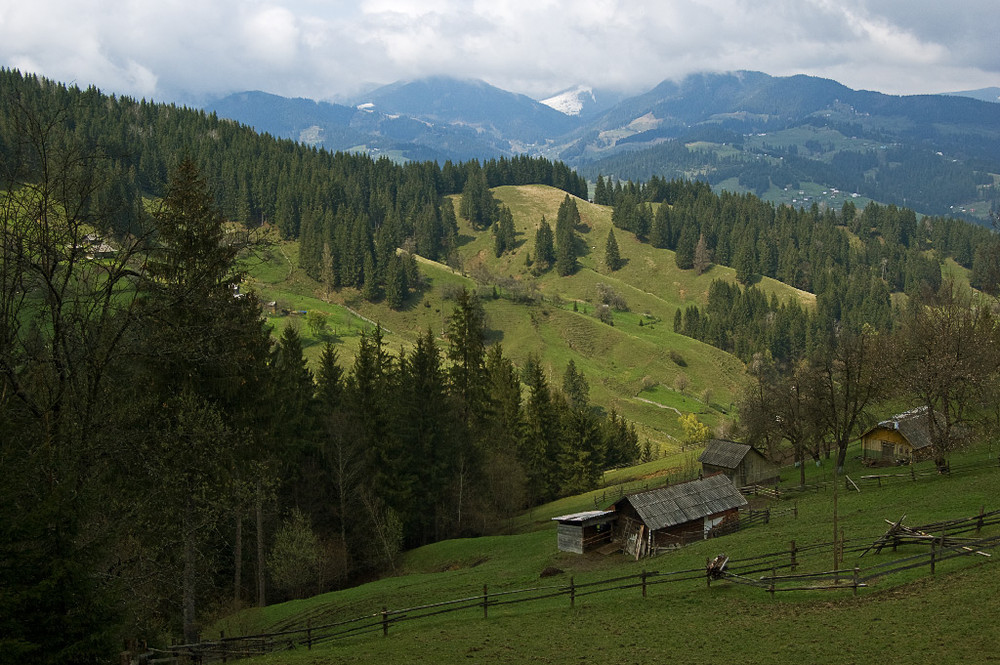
[
  {"xmin": 698, "ymin": 439, "xmax": 755, "ymax": 469},
  {"xmin": 615, "ymin": 474, "xmax": 747, "ymax": 531},
  {"xmin": 864, "ymin": 407, "xmax": 938, "ymax": 451}
]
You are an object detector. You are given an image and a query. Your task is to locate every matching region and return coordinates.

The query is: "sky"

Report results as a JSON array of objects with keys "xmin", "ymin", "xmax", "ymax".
[{"xmin": 1, "ymin": 0, "xmax": 998, "ymax": 106}]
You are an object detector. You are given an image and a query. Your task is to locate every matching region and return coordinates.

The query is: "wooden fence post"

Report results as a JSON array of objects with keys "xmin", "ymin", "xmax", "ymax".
[
  {"xmin": 569, "ymin": 577, "xmax": 575, "ymax": 607},
  {"xmin": 769, "ymin": 567, "xmax": 775, "ymax": 596},
  {"xmin": 978, "ymin": 505, "xmax": 984, "ymax": 535},
  {"xmin": 641, "ymin": 570, "xmax": 647, "ymax": 598},
  {"xmin": 306, "ymin": 620, "xmax": 312, "ymax": 650},
  {"xmin": 910, "ymin": 464, "xmax": 916, "ymax": 482},
  {"xmin": 930, "ymin": 538, "xmax": 936, "ymax": 574},
  {"xmin": 790, "ymin": 540, "xmax": 797, "ymax": 571},
  {"xmin": 220, "ymin": 631, "xmax": 227, "ymax": 663},
  {"xmin": 852, "ymin": 568, "xmax": 859, "ymax": 596},
  {"xmin": 382, "ymin": 607, "xmax": 389, "ymax": 636},
  {"xmin": 706, "ymin": 557, "xmax": 711, "ymax": 588},
  {"xmin": 483, "ymin": 584, "xmax": 488, "ymax": 619}
]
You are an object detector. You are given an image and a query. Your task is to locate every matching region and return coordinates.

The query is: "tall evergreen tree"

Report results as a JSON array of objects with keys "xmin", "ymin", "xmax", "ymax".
[
  {"xmin": 604, "ymin": 228, "xmax": 624, "ymax": 271},
  {"xmin": 555, "ymin": 195, "xmax": 580, "ymax": 276},
  {"xmin": 534, "ymin": 216, "xmax": 555, "ymax": 270}
]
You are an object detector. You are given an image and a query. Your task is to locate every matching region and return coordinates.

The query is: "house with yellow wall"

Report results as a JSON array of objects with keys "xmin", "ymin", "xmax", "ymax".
[{"xmin": 861, "ymin": 407, "xmax": 938, "ymax": 464}]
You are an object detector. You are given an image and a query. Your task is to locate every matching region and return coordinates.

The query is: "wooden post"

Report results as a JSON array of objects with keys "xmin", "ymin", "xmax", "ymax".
[
  {"xmin": 570, "ymin": 576, "xmax": 575, "ymax": 607},
  {"xmin": 978, "ymin": 505, "xmax": 985, "ymax": 535},
  {"xmin": 910, "ymin": 464, "xmax": 916, "ymax": 481},
  {"xmin": 769, "ymin": 567, "xmax": 776, "ymax": 596},
  {"xmin": 382, "ymin": 606, "xmax": 389, "ymax": 636},
  {"xmin": 930, "ymin": 537, "xmax": 936, "ymax": 574},
  {"xmin": 306, "ymin": 620, "xmax": 312, "ymax": 650},
  {"xmin": 790, "ymin": 540, "xmax": 798, "ymax": 572},
  {"xmin": 483, "ymin": 584, "xmax": 488, "ymax": 619},
  {"xmin": 641, "ymin": 570, "xmax": 647, "ymax": 598},
  {"xmin": 220, "ymin": 631, "xmax": 227, "ymax": 664},
  {"xmin": 853, "ymin": 568, "xmax": 859, "ymax": 596},
  {"xmin": 706, "ymin": 557, "xmax": 712, "ymax": 587}
]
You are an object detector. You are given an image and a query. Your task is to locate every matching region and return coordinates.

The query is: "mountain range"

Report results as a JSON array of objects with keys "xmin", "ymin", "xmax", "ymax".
[{"xmin": 203, "ymin": 71, "xmax": 1000, "ymax": 220}]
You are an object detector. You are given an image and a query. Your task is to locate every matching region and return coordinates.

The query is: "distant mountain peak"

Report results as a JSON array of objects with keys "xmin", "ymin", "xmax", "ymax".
[{"xmin": 541, "ymin": 85, "xmax": 596, "ymax": 116}]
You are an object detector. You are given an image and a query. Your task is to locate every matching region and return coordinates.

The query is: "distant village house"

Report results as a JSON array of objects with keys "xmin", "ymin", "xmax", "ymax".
[{"xmin": 861, "ymin": 407, "xmax": 942, "ymax": 465}]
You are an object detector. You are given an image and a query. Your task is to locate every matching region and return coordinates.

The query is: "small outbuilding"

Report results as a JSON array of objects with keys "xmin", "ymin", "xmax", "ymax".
[
  {"xmin": 612, "ymin": 474, "xmax": 747, "ymax": 554},
  {"xmin": 551, "ymin": 510, "xmax": 617, "ymax": 554},
  {"xmin": 698, "ymin": 439, "xmax": 780, "ymax": 487},
  {"xmin": 861, "ymin": 407, "xmax": 940, "ymax": 464}
]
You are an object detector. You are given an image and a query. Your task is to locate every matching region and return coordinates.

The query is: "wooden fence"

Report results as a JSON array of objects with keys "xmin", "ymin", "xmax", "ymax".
[{"xmin": 135, "ymin": 510, "xmax": 1000, "ymax": 664}]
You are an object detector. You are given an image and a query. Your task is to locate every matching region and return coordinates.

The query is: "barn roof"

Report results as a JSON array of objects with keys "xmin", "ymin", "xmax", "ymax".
[
  {"xmin": 865, "ymin": 407, "xmax": 939, "ymax": 450},
  {"xmin": 698, "ymin": 439, "xmax": 755, "ymax": 469},
  {"xmin": 615, "ymin": 475, "xmax": 747, "ymax": 531},
  {"xmin": 551, "ymin": 510, "xmax": 616, "ymax": 525}
]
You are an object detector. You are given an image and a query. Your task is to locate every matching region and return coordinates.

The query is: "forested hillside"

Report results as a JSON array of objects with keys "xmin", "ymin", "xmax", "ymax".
[{"xmin": 4, "ymin": 68, "xmax": 1000, "ymax": 665}]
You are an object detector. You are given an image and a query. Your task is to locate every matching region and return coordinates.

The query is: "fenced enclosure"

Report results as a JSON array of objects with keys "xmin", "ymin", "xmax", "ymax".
[{"xmin": 134, "ymin": 509, "xmax": 1000, "ymax": 665}]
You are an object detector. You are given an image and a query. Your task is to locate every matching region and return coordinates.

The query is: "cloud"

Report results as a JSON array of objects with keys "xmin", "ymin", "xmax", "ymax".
[{"xmin": 0, "ymin": 0, "xmax": 996, "ymax": 104}]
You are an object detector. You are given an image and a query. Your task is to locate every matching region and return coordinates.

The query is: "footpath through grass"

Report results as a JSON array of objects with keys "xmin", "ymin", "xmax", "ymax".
[{"xmin": 214, "ymin": 441, "xmax": 1000, "ymax": 664}]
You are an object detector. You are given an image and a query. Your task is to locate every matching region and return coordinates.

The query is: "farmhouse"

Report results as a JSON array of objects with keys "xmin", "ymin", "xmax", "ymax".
[
  {"xmin": 698, "ymin": 438, "xmax": 780, "ymax": 487},
  {"xmin": 861, "ymin": 407, "xmax": 940, "ymax": 464},
  {"xmin": 612, "ymin": 474, "xmax": 747, "ymax": 555},
  {"xmin": 551, "ymin": 510, "xmax": 616, "ymax": 554}
]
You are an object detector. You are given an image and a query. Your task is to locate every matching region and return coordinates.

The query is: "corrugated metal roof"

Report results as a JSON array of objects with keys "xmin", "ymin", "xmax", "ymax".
[
  {"xmin": 551, "ymin": 510, "xmax": 616, "ymax": 524},
  {"xmin": 697, "ymin": 439, "xmax": 752, "ymax": 469},
  {"xmin": 617, "ymin": 475, "xmax": 747, "ymax": 531},
  {"xmin": 866, "ymin": 406, "xmax": 938, "ymax": 450}
]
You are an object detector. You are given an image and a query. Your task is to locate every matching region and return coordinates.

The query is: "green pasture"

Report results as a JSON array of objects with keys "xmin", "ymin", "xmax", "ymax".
[{"xmin": 213, "ymin": 439, "xmax": 1000, "ymax": 664}]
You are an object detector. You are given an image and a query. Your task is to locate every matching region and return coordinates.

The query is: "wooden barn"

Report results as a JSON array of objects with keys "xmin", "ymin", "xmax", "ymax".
[
  {"xmin": 861, "ymin": 407, "xmax": 939, "ymax": 464},
  {"xmin": 612, "ymin": 475, "xmax": 747, "ymax": 555},
  {"xmin": 698, "ymin": 439, "xmax": 780, "ymax": 487},
  {"xmin": 551, "ymin": 510, "xmax": 617, "ymax": 554}
]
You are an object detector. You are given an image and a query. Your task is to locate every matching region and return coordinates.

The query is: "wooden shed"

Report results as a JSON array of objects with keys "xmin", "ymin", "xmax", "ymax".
[
  {"xmin": 551, "ymin": 510, "xmax": 617, "ymax": 554},
  {"xmin": 698, "ymin": 439, "xmax": 780, "ymax": 487},
  {"xmin": 612, "ymin": 475, "xmax": 747, "ymax": 555},
  {"xmin": 861, "ymin": 407, "xmax": 939, "ymax": 464}
]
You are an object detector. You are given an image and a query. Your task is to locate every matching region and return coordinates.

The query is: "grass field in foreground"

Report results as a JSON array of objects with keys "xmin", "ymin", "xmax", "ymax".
[{"xmin": 214, "ymin": 440, "xmax": 1000, "ymax": 664}]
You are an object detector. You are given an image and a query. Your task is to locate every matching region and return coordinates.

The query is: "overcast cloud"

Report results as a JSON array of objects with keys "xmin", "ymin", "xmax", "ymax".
[{"xmin": 1, "ymin": 0, "xmax": 997, "ymax": 105}]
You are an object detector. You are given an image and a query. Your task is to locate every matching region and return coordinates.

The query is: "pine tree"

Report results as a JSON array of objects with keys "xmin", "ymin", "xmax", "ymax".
[
  {"xmin": 493, "ymin": 205, "xmax": 516, "ymax": 257},
  {"xmin": 555, "ymin": 195, "xmax": 580, "ymax": 276},
  {"xmin": 534, "ymin": 216, "xmax": 555, "ymax": 269},
  {"xmin": 384, "ymin": 253, "xmax": 407, "ymax": 310},
  {"xmin": 693, "ymin": 232, "xmax": 712, "ymax": 275},
  {"xmin": 674, "ymin": 223, "xmax": 696, "ymax": 270},
  {"xmin": 604, "ymin": 228, "xmax": 624, "ymax": 271},
  {"xmin": 562, "ymin": 359, "xmax": 590, "ymax": 410}
]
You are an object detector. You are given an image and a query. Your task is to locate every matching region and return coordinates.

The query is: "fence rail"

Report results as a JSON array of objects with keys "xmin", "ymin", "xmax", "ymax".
[{"xmin": 135, "ymin": 509, "xmax": 1000, "ymax": 664}]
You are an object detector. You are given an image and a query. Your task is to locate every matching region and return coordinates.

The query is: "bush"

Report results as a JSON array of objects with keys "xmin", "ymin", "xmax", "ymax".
[
  {"xmin": 268, "ymin": 509, "xmax": 322, "ymax": 600},
  {"xmin": 595, "ymin": 283, "xmax": 629, "ymax": 311},
  {"xmin": 669, "ymin": 350, "xmax": 687, "ymax": 367}
]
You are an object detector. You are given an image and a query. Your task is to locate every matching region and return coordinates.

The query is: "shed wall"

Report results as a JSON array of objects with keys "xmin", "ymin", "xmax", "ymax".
[
  {"xmin": 556, "ymin": 523, "xmax": 584, "ymax": 554},
  {"xmin": 862, "ymin": 428, "xmax": 911, "ymax": 461}
]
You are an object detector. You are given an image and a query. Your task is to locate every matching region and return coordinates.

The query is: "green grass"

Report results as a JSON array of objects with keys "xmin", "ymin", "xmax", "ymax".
[
  {"xmin": 242, "ymin": 185, "xmax": 791, "ymax": 445},
  {"xmin": 213, "ymin": 440, "xmax": 1000, "ymax": 664}
]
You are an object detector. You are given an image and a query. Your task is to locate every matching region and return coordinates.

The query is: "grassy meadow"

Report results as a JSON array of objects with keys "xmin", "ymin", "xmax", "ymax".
[
  {"xmin": 213, "ymin": 440, "xmax": 1000, "ymax": 665},
  {"xmin": 242, "ymin": 185, "xmax": 819, "ymax": 445}
]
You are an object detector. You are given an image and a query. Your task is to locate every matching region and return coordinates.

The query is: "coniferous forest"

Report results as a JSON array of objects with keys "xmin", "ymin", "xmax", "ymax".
[
  {"xmin": 0, "ymin": 69, "xmax": 620, "ymax": 661},
  {"xmin": 3, "ymin": 69, "xmax": 1000, "ymax": 664}
]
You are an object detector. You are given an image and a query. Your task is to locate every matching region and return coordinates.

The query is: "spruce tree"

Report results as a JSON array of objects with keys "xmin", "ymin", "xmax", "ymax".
[
  {"xmin": 605, "ymin": 228, "xmax": 623, "ymax": 271},
  {"xmin": 555, "ymin": 195, "xmax": 580, "ymax": 276},
  {"xmin": 534, "ymin": 216, "xmax": 555, "ymax": 269}
]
